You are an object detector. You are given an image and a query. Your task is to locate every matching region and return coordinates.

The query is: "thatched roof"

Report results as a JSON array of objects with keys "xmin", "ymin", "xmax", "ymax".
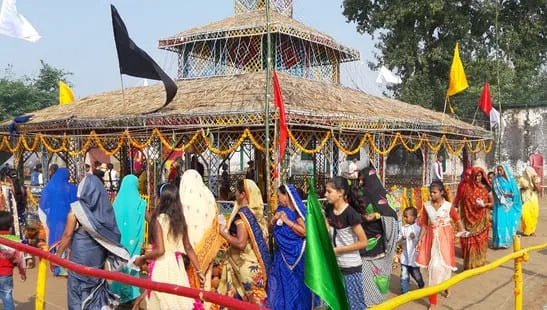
[
  {"xmin": 3, "ymin": 72, "xmax": 490, "ymax": 139},
  {"xmin": 158, "ymin": 9, "xmax": 360, "ymax": 63}
]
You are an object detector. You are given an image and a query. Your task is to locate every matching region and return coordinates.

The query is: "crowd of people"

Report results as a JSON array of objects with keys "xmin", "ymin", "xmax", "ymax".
[{"xmin": 0, "ymin": 156, "xmax": 542, "ymax": 310}]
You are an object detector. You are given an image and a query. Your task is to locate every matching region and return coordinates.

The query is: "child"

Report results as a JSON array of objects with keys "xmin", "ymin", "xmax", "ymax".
[
  {"xmin": 134, "ymin": 184, "xmax": 204, "ymax": 309},
  {"xmin": 398, "ymin": 207, "xmax": 424, "ymax": 293},
  {"xmin": 324, "ymin": 176, "xmax": 368, "ymax": 310},
  {"xmin": 416, "ymin": 181, "xmax": 467, "ymax": 310},
  {"xmin": 0, "ymin": 211, "xmax": 26, "ymax": 310}
]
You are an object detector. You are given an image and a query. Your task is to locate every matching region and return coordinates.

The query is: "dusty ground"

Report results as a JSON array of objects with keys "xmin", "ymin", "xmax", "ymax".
[{"xmin": 11, "ymin": 200, "xmax": 547, "ymax": 309}]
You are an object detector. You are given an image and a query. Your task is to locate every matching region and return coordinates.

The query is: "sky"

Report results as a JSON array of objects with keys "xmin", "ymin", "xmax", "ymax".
[{"xmin": 0, "ymin": 0, "xmax": 383, "ymax": 98}]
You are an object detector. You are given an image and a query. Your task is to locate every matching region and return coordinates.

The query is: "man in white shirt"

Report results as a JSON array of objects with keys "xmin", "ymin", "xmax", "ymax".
[
  {"xmin": 432, "ymin": 154, "xmax": 444, "ymax": 182},
  {"xmin": 104, "ymin": 163, "xmax": 119, "ymax": 191},
  {"xmin": 398, "ymin": 207, "xmax": 424, "ymax": 293}
]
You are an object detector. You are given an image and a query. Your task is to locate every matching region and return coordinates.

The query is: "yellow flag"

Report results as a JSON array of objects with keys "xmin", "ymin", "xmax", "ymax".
[
  {"xmin": 59, "ymin": 81, "xmax": 75, "ymax": 105},
  {"xmin": 447, "ymin": 42, "xmax": 468, "ymax": 96}
]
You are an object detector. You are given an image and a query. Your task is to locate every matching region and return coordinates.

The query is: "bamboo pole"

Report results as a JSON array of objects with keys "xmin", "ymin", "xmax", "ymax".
[
  {"xmin": 264, "ymin": 0, "xmax": 272, "ymax": 213},
  {"xmin": 35, "ymin": 246, "xmax": 48, "ymax": 310},
  {"xmin": 369, "ymin": 239, "xmax": 547, "ymax": 310},
  {"xmin": 513, "ymin": 235, "xmax": 523, "ymax": 310}
]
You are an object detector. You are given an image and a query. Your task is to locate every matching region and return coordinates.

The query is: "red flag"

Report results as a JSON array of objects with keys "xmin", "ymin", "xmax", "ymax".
[
  {"xmin": 478, "ymin": 81, "xmax": 492, "ymax": 115},
  {"xmin": 273, "ymin": 70, "xmax": 288, "ymax": 178}
]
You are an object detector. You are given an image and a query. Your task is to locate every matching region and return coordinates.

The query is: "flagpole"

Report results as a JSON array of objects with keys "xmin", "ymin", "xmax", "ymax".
[
  {"xmin": 264, "ymin": 0, "xmax": 272, "ymax": 214},
  {"xmin": 495, "ymin": 0, "xmax": 502, "ymax": 163},
  {"xmin": 119, "ymin": 74, "xmax": 127, "ymax": 106}
]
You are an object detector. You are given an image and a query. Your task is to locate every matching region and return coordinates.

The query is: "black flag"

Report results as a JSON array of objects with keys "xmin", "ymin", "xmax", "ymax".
[{"xmin": 111, "ymin": 5, "xmax": 177, "ymax": 108}]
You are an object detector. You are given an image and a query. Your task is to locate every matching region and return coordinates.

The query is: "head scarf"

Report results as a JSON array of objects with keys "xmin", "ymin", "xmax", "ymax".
[
  {"xmin": 71, "ymin": 175, "xmax": 127, "ymax": 260},
  {"xmin": 521, "ymin": 167, "xmax": 539, "ymax": 191},
  {"xmin": 461, "ymin": 167, "xmax": 490, "ymax": 225},
  {"xmin": 456, "ymin": 167, "xmax": 473, "ymax": 203},
  {"xmin": 359, "ymin": 167, "xmax": 397, "ymax": 218},
  {"xmin": 284, "ymin": 184, "xmax": 306, "ymax": 220},
  {"xmin": 230, "ymin": 179, "xmax": 268, "ymax": 240},
  {"xmin": 112, "ymin": 175, "xmax": 146, "ymax": 256},
  {"xmin": 179, "ymin": 169, "xmax": 222, "ymax": 272},
  {"xmin": 38, "ymin": 168, "xmax": 77, "ymax": 246},
  {"xmin": 493, "ymin": 164, "xmax": 521, "ymax": 209}
]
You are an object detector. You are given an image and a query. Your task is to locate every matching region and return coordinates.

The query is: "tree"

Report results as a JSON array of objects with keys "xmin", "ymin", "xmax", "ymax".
[
  {"xmin": 0, "ymin": 61, "xmax": 72, "ymax": 121},
  {"xmin": 342, "ymin": 0, "xmax": 547, "ymax": 123}
]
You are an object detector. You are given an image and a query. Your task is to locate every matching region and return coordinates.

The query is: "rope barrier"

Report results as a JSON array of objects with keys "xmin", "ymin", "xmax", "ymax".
[
  {"xmin": 369, "ymin": 236, "xmax": 547, "ymax": 310},
  {"xmin": 0, "ymin": 237, "xmax": 267, "ymax": 310}
]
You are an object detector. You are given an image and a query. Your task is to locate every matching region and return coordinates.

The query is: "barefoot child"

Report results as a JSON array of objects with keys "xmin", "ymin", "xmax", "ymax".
[
  {"xmin": 416, "ymin": 181, "xmax": 467, "ymax": 309},
  {"xmin": 324, "ymin": 177, "xmax": 368, "ymax": 310},
  {"xmin": 398, "ymin": 207, "xmax": 424, "ymax": 293}
]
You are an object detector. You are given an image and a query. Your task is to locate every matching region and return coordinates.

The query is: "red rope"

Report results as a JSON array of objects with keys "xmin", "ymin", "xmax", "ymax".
[{"xmin": 0, "ymin": 237, "xmax": 266, "ymax": 309}]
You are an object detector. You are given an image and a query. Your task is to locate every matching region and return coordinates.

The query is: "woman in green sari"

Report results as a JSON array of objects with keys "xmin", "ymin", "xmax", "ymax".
[{"xmin": 111, "ymin": 175, "xmax": 147, "ymax": 306}]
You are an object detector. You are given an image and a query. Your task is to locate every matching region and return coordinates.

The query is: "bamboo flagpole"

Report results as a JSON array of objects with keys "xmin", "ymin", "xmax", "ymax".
[{"xmin": 264, "ymin": 0, "xmax": 272, "ymax": 214}]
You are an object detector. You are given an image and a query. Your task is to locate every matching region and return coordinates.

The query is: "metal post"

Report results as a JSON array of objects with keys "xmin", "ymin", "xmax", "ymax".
[
  {"xmin": 35, "ymin": 246, "xmax": 48, "ymax": 310},
  {"xmin": 265, "ymin": 0, "xmax": 272, "ymax": 212},
  {"xmin": 513, "ymin": 235, "xmax": 522, "ymax": 310}
]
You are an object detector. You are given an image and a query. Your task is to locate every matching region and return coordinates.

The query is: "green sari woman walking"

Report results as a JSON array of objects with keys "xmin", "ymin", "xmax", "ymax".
[{"xmin": 111, "ymin": 175, "xmax": 147, "ymax": 305}]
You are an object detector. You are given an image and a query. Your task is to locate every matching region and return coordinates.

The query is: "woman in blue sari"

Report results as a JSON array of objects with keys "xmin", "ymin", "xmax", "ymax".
[
  {"xmin": 492, "ymin": 164, "xmax": 522, "ymax": 249},
  {"xmin": 268, "ymin": 184, "xmax": 312, "ymax": 310},
  {"xmin": 57, "ymin": 175, "xmax": 129, "ymax": 309},
  {"xmin": 38, "ymin": 167, "xmax": 78, "ymax": 276},
  {"xmin": 111, "ymin": 175, "xmax": 146, "ymax": 306}
]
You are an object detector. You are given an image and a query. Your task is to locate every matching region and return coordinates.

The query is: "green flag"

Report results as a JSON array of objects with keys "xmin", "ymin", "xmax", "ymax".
[{"xmin": 304, "ymin": 179, "xmax": 349, "ymax": 310}]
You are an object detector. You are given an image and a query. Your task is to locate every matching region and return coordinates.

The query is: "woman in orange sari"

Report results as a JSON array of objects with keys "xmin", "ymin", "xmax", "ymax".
[{"xmin": 459, "ymin": 167, "xmax": 493, "ymax": 270}]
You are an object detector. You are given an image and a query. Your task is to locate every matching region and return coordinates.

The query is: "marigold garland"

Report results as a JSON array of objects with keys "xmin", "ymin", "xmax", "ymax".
[
  {"xmin": 0, "ymin": 129, "xmax": 492, "ymax": 158},
  {"xmin": 288, "ymin": 130, "xmax": 331, "ymax": 154},
  {"xmin": 26, "ymin": 187, "xmax": 39, "ymax": 207}
]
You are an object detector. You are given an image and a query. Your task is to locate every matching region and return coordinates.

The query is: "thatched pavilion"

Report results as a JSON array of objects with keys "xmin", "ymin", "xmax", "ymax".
[{"xmin": 0, "ymin": 0, "xmax": 492, "ymax": 207}]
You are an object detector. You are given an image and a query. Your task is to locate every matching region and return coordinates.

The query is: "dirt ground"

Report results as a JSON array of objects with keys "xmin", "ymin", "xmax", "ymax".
[{"xmin": 11, "ymin": 200, "xmax": 547, "ymax": 309}]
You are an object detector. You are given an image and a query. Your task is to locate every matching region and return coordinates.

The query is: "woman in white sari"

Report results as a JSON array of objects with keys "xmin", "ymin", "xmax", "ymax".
[{"xmin": 179, "ymin": 170, "xmax": 223, "ymax": 298}]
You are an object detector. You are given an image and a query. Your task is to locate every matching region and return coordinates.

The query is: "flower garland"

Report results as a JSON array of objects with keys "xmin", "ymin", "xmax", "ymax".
[
  {"xmin": 26, "ymin": 187, "xmax": 39, "ymax": 207},
  {"xmin": 0, "ymin": 129, "xmax": 493, "ymax": 157}
]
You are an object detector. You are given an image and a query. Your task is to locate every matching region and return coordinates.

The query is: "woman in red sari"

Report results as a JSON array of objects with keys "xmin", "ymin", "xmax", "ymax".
[{"xmin": 459, "ymin": 167, "xmax": 493, "ymax": 270}]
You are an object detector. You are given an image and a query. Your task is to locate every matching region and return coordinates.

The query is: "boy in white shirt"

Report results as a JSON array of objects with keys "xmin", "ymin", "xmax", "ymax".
[{"xmin": 398, "ymin": 207, "xmax": 424, "ymax": 293}]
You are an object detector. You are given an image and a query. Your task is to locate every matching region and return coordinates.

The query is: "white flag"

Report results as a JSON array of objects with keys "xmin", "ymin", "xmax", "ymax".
[
  {"xmin": 489, "ymin": 107, "xmax": 507, "ymax": 129},
  {"xmin": 375, "ymin": 65, "xmax": 402, "ymax": 84},
  {"xmin": 0, "ymin": 0, "xmax": 40, "ymax": 42}
]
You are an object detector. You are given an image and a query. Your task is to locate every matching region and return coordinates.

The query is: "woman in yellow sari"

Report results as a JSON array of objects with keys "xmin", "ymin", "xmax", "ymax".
[
  {"xmin": 519, "ymin": 167, "xmax": 540, "ymax": 236},
  {"xmin": 179, "ymin": 170, "xmax": 224, "ymax": 294},
  {"xmin": 217, "ymin": 179, "xmax": 271, "ymax": 306}
]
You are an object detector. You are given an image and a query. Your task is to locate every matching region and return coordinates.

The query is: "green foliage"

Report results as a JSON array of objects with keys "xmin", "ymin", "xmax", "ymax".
[
  {"xmin": 342, "ymin": 0, "xmax": 547, "ymax": 123},
  {"xmin": 0, "ymin": 61, "xmax": 72, "ymax": 122}
]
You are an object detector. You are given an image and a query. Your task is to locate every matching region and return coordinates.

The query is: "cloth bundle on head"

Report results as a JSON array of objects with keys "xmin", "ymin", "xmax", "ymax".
[{"xmin": 179, "ymin": 169, "xmax": 223, "ymax": 273}]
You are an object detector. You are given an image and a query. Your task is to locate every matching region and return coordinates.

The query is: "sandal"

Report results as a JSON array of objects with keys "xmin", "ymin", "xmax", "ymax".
[{"xmin": 441, "ymin": 290, "xmax": 451, "ymax": 298}]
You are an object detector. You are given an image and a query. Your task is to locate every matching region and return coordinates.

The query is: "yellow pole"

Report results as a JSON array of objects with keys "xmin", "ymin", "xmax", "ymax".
[
  {"xmin": 513, "ymin": 235, "xmax": 522, "ymax": 310},
  {"xmin": 35, "ymin": 246, "xmax": 48, "ymax": 310}
]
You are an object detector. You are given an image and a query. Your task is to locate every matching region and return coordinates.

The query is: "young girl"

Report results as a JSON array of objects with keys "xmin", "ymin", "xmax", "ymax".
[
  {"xmin": 324, "ymin": 176, "xmax": 368, "ymax": 310},
  {"xmin": 134, "ymin": 183, "xmax": 204, "ymax": 309},
  {"xmin": 416, "ymin": 181, "xmax": 467, "ymax": 310}
]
